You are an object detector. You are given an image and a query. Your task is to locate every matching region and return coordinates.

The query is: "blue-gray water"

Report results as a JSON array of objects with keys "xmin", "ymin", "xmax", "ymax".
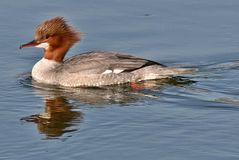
[{"xmin": 1, "ymin": 0, "xmax": 239, "ymax": 159}]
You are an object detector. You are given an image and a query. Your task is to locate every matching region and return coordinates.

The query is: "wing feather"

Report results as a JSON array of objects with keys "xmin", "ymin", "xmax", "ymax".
[{"xmin": 57, "ymin": 51, "xmax": 165, "ymax": 74}]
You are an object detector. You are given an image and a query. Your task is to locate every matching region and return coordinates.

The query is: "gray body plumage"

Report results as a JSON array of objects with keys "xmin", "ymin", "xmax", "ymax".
[{"xmin": 32, "ymin": 51, "xmax": 191, "ymax": 87}]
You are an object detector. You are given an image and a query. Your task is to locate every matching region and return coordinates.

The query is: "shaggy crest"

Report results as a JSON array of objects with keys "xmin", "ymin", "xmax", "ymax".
[{"xmin": 35, "ymin": 17, "xmax": 80, "ymax": 44}]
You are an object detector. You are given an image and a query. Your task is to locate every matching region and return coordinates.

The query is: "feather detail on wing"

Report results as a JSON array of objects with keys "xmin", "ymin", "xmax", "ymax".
[{"xmin": 57, "ymin": 51, "xmax": 165, "ymax": 74}]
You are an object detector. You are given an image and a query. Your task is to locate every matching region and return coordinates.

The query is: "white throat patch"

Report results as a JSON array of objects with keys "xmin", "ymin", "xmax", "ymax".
[{"xmin": 35, "ymin": 42, "xmax": 49, "ymax": 49}]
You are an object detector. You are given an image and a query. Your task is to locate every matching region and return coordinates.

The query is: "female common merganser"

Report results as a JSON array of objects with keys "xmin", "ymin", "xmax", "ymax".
[{"xmin": 20, "ymin": 17, "xmax": 191, "ymax": 87}]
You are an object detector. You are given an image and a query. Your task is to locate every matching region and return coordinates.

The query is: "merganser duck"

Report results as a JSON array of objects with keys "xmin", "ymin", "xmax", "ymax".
[{"xmin": 20, "ymin": 17, "xmax": 191, "ymax": 87}]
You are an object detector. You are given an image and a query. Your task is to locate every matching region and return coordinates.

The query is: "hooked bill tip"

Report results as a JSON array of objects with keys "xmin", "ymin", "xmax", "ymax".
[{"xmin": 19, "ymin": 40, "xmax": 39, "ymax": 49}]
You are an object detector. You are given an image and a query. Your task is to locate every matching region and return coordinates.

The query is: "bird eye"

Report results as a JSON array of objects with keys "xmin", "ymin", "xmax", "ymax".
[{"xmin": 45, "ymin": 34, "xmax": 50, "ymax": 39}]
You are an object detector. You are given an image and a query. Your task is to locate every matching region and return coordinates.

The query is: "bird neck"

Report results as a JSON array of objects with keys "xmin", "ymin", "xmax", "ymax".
[{"xmin": 43, "ymin": 39, "xmax": 73, "ymax": 62}]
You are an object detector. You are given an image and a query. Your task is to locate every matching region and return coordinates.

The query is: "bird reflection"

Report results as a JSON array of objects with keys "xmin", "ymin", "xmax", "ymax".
[
  {"xmin": 21, "ymin": 96, "xmax": 82, "ymax": 139},
  {"xmin": 20, "ymin": 76, "xmax": 195, "ymax": 139}
]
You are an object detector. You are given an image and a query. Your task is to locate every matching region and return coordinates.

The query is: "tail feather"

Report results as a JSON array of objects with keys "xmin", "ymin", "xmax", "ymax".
[
  {"xmin": 134, "ymin": 65, "xmax": 196, "ymax": 81},
  {"xmin": 141, "ymin": 67, "xmax": 196, "ymax": 81},
  {"xmin": 164, "ymin": 67, "xmax": 196, "ymax": 75}
]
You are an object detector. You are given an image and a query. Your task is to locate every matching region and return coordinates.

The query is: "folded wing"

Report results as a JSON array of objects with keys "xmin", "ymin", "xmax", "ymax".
[{"xmin": 58, "ymin": 51, "xmax": 165, "ymax": 74}]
